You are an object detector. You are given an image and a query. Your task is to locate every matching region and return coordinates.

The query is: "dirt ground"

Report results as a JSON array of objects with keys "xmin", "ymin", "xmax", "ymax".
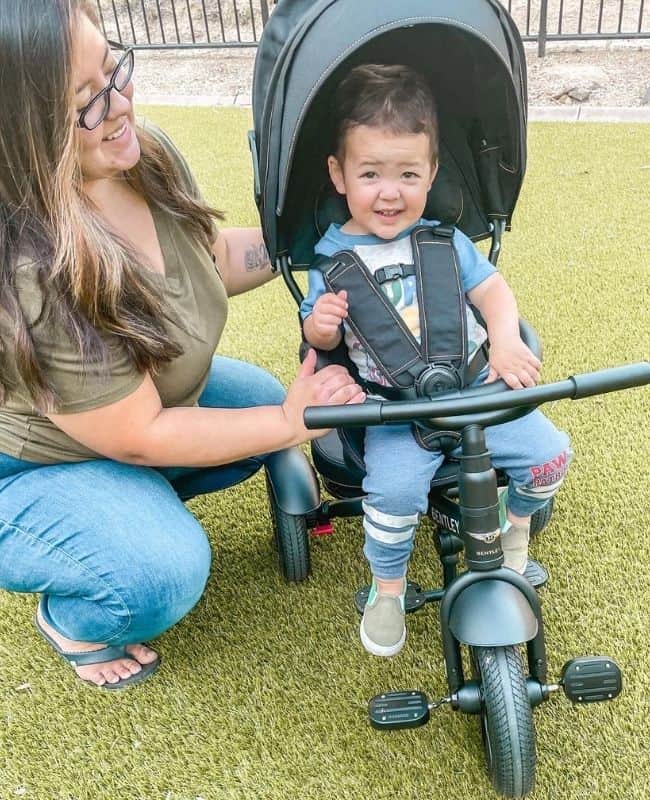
[{"xmin": 133, "ymin": 41, "xmax": 650, "ymax": 107}]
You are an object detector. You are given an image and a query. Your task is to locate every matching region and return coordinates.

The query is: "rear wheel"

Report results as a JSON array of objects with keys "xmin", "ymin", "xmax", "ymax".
[
  {"xmin": 266, "ymin": 476, "xmax": 310, "ymax": 582},
  {"xmin": 529, "ymin": 497, "xmax": 554, "ymax": 537},
  {"xmin": 471, "ymin": 645, "xmax": 536, "ymax": 798}
]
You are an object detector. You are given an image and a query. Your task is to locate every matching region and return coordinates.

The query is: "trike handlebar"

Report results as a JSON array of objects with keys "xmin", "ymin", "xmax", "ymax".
[{"xmin": 303, "ymin": 362, "xmax": 650, "ymax": 431}]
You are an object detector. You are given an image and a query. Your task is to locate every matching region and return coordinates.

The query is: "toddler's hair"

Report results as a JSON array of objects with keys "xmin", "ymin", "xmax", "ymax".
[{"xmin": 332, "ymin": 64, "xmax": 439, "ymax": 162}]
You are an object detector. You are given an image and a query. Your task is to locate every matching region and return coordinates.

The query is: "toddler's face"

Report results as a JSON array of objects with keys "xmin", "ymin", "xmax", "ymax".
[{"xmin": 328, "ymin": 125, "xmax": 437, "ymax": 239}]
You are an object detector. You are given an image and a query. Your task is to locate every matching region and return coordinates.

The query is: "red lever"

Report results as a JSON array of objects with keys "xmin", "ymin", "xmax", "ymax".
[{"xmin": 311, "ymin": 522, "xmax": 334, "ymax": 537}]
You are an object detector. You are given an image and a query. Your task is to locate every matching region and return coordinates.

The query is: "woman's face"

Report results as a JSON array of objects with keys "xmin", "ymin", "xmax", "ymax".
[{"xmin": 72, "ymin": 13, "xmax": 140, "ymax": 182}]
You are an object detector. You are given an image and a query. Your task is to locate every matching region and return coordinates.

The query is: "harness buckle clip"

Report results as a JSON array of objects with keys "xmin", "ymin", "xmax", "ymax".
[{"xmin": 374, "ymin": 263, "xmax": 406, "ymax": 284}]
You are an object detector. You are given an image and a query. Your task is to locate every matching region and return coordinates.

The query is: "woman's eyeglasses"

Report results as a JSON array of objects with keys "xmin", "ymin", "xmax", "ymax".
[{"xmin": 76, "ymin": 47, "xmax": 135, "ymax": 131}]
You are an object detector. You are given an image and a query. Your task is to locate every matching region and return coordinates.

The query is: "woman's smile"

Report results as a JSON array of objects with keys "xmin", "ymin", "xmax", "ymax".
[{"xmin": 102, "ymin": 120, "xmax": 129, "ymax": 143}]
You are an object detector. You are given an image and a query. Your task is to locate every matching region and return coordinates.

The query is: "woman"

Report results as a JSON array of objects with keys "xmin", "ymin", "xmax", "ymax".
[{"xmin": 0, "ymin": 0, "xmax": 363, "ymax": 690}]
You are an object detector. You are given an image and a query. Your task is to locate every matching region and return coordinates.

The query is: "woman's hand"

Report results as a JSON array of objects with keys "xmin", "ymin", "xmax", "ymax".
[
  {"xmin": 485, "ymin": 337, "xmax": 541, "ymax": 389},
  {"xmin": 282, "ymin": 348, "xmax": 365, "ymax": 441}
]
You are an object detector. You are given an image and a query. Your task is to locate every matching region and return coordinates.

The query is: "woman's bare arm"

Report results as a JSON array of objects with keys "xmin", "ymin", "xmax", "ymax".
[
  {"xmin": 47, "ymin": 351, "xmax": 364, "ymax": 466},
  {"xmin": 212, "ymin": 227, "xmax": 277, "ymax": 297}
]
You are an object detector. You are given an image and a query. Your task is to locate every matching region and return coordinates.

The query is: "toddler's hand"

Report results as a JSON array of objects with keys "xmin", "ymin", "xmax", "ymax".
[
  {"xmin": 310, "ymin": 290, "xmax": 348, "ymax": 342},
  {"xmin": 486, "ymin": 337, "xmax": 541, "ymax": 389}
]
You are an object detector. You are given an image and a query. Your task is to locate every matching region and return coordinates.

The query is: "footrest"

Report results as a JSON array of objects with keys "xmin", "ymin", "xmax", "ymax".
[
  {"xmin": 561, "ymin": 656, "xmax": 623, "ymax": 703},
  {"xmin": 524, "ymin": 558, "xmax": 549, "ymax": 589},
  {"xmin": 369, "ymin": 690, "xmax": 430, "ymax": 730},
  {"xmin": 354, "ymin": 580, "xmax": 427, "ymax": 615}
]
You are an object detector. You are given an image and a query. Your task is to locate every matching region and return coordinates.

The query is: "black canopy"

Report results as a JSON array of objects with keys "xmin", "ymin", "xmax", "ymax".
[{"xmin": 251, "ymin": 0, "xmax": 528, "ymax": 267}]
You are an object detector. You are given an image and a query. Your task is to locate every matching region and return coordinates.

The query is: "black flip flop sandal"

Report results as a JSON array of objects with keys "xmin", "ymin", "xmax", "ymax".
[{"xmin": 33, "ymin": 615, "xmax": 160, "ymax": 691}]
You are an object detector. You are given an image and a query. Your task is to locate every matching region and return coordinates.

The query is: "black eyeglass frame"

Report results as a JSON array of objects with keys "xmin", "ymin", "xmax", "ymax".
[{"xmin": 76, "ymin": 47, "xmax": 135, "ymax": 131}]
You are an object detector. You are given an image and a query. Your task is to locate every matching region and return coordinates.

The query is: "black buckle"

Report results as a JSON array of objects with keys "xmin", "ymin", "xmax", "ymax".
[
  {"xmin": 431, "ymin": 224, "xmax": 455, "ymax": 239},
  {"xmin": 415, "ymin": 365, "xmax": 462, "ymax": 397},
  {"xmin": 375, "ymin": 263, "xmax": 407, "ymax": 284}
]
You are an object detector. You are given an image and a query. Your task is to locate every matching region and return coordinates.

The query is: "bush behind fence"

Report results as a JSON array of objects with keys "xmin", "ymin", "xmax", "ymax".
[{"xmin": 96, "ymin": 0, "xmax": 648, "ymax": 54}]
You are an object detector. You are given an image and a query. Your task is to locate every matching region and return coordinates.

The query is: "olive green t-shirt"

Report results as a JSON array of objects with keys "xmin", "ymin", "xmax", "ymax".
[{"xmin": 0, "ymin": 125, "xmax": 228, "ymax": 464}]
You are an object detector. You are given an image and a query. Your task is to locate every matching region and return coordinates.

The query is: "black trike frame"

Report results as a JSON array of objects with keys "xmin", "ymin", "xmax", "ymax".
[{"xmin": 302, "ymin": 360, "xmax": 650, "ymax": 700}]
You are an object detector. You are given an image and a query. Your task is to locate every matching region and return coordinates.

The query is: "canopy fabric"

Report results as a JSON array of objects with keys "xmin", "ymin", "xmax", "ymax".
[{"xmin": 252, "ymin": 0, "xmax": 527, "ymax": 266}]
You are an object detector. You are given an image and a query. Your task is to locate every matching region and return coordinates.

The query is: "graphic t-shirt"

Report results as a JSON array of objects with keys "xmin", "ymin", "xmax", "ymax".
[{"xmin": 300, "ymin": 220, "xmax": 496, "ymax": 386}]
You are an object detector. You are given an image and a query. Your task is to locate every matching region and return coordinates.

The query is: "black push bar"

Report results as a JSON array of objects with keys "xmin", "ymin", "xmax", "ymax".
[{"xmin": 304, "ymin": 362, "xmax": 650, "ymax": 431}]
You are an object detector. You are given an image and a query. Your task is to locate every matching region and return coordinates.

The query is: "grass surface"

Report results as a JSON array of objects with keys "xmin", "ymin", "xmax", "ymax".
[{"xmin": 1, "ymin": 108, "xmax": 648, "ymax": 800}]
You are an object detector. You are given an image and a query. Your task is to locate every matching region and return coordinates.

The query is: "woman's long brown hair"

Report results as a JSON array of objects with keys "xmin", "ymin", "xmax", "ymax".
[{"xmin": 0, "ymin": 0, "xmax": 223, "ymax": 412}]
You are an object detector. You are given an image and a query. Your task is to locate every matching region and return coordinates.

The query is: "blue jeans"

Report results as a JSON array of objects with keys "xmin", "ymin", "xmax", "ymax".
[
  {"xmin": 0, "ymin": 356, "xmax": 285, "ymax": 645},
  {"xmin": 362, "ymin": 407, "xmax": 573, "ymax": 579}
]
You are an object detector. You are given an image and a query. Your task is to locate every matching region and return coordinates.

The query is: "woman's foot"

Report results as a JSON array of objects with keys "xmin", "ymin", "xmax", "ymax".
[{"xmin": 35, "ymin": 608, "xmax": 158, "ymax": 687}]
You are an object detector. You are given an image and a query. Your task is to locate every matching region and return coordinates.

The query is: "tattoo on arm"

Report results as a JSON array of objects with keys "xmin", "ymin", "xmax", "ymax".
[{"xmin": 244, "ymin": 243, "xmax": 271, "ymax": 272}]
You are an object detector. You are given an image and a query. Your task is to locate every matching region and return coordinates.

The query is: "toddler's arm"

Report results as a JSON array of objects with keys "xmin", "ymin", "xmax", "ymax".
[
  {"xmin": 468, "ymin": 274, "xmax": 541, "ymax": 389},
  {"xmin": 303, "ymin": 290, "xmax": 348, "ymax": 350}
]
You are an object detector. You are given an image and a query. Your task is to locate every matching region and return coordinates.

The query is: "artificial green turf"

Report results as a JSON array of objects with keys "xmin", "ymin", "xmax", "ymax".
[{"xmin": 0, "ymin": 108, "xmax": 648, "ymax": 800}]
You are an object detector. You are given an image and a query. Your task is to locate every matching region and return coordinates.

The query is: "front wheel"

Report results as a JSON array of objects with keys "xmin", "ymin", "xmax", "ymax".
[
  {"xmin": 266, "ymin": 476, "xmax": 311, "ymax": 582},
  {"xmin": 471, "ymin": 645, "xmax": 536, "ymax": 798}
]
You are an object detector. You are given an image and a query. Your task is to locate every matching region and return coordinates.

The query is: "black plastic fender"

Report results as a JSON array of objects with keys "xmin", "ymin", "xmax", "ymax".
[
  {"xmin": 264, "ymin": 447, "xmax": 321, "ymax": 516},
  {"xmin": 449, "ymin": 579, "xmax": 538, "ymax": 647}
]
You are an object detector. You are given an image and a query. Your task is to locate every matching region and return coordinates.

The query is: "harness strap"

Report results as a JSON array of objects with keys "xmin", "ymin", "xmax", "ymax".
[
  {"xmin": 316, "ymin": 257, "xmax": 416, "ymax": 286},
  {"xmin": 413, "ymin": 225, "xmax": 468, "ymax": 378},
  {"xmin": 321, "ymin": 250, "xmax": 422, "ymax": 391},
  {"xmin": 317, "ymin": 224, "xmax": 470, "ymax": 394},
  {"xmin": 360, "ymin": 345, "xmax": 488, "ymax": 401}
]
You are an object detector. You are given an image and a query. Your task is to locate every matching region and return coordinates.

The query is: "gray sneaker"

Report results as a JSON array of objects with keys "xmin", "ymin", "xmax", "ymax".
[{"xmin": 359, "ymin": 579, "xmax": 406, "ymax": 657}]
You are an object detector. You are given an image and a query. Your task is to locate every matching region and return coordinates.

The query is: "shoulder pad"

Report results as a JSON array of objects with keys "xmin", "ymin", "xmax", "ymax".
[
  {"xmin": 311, "ymin": 251, "xmax": 357, "ymax": 275},
  {"xmin": 311, "ymin": 254, "xmax": 336, "ymax": 274},
  {"xmin": 412, "ymin": 223, "xmax": 455, "ymax": 240}
]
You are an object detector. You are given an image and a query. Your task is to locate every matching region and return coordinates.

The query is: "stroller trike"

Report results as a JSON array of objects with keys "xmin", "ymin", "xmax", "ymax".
[{"xmin": 250, "ymin": 1, "xmax": 650, "ymax": 796}]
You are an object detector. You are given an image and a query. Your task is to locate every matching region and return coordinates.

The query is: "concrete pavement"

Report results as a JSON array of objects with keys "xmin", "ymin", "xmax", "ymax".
[{"xmin": 135, "ymin": 93, "xmax": 650, "ymax": 122}]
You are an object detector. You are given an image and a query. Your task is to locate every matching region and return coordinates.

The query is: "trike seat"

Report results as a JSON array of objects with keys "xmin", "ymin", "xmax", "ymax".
[{"xmin": 312, "ymin": 429, "xmax": 462, "ymax": 494}]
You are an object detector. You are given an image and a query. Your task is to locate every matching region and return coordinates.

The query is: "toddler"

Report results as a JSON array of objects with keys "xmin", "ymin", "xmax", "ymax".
[{"xmin": 300, "ymin": 64, "xmax": 572, "ymax": 657}]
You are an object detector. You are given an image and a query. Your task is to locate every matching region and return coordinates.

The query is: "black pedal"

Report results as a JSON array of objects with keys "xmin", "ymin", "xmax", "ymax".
[
  {"xmin": 354, "ymin": 580, "xmax": 427, "ymax": 615},
  {"xmin": 369, "ymin": 690, "xmax": 430, "ymax": 730},
  {"xmin": 561, "ymin": 656, "xmax": 622, "ymax": 703}
]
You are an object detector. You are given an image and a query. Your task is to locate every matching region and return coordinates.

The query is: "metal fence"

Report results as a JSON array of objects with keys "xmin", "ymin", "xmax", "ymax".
[
  {"xmin": 96, "ymin": 1, "xmax": 648, "ymax": 55},
  {"xmin": 507, "ymin": 0, "xmax": 649, "ymax": 54},
  {"xmin": 95, "ymin": 0, "xmax": 271, "ymax": 49}
]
